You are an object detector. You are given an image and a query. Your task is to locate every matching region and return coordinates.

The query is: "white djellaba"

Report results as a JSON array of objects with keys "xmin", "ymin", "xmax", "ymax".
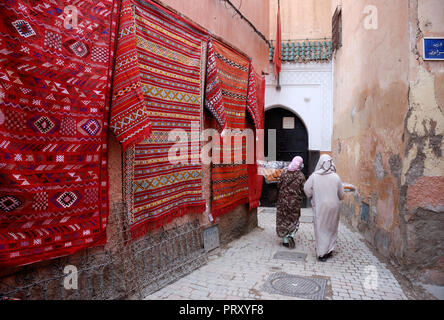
[{"xmin": 304, "ymin": 154, "xmax": 345, "ymax": 260}]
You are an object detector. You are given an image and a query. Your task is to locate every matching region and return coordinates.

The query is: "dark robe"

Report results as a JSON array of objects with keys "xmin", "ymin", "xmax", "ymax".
[{"xmin": 276, "ymin": 169, "xmax": 306, "ymax": 237}]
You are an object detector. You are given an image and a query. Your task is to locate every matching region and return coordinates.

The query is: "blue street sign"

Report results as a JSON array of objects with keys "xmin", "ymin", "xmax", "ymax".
[{"xmin": 423, "ymin": 38, "xmax": 444, "ymax": 60}]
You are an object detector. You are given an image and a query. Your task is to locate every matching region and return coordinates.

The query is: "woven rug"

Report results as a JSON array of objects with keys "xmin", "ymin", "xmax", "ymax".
[
  {"xmin": 206, "ymin": 39, "xmax": 250, "ymax": 217},
  {"xmin": 246, "ymin": 63, "xmax": 263, "ymax": 131},
  {"xmin": 121, "ymin": 0, "xmax": 207, "ymax": 239},
  {"xmin": 247, "ymin": 66, "xmax": 265, "ymax": 210},
  {"xmin": 0, "ymin": 0, "xmax": 119, "ymax": 267},
  {"xmin": 110, "ymin": 0, "xmax": 151, "ymax": 150}
]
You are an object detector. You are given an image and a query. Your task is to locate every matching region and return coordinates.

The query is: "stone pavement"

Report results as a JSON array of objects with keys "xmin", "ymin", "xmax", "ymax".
[{"xmin": 144, "ymin": 207, "xmax": 408, "ymax": 300}]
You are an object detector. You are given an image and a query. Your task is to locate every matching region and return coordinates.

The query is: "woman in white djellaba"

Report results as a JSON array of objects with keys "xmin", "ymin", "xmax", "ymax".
[{"xmin": 304, "ymin": 154, "xmax": 344, "ymax": 262}]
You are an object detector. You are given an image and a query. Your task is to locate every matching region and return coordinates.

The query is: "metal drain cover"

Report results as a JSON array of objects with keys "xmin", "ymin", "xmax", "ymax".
[
  {"xmin": 262, "ymin": 273, "xmax": 327, "ymax": 299},
  {"xmin": 203, "ymin": 225, "xmax": 220, "ymax": 252},
  {"xmin": 273, "ymin": 251, "xmax": 307, "ymax": 262}
]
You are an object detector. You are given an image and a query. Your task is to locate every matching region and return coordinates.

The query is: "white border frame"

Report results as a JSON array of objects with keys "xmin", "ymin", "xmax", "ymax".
[{"xmin": 423, "ymin": 37, "xmax": 444, "ymax": 61}]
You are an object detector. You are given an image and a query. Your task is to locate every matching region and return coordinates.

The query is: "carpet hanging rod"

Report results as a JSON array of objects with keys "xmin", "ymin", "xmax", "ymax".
[{"xmin": 220, "ymin": 0, "xmax": 272, "ymax": 48}]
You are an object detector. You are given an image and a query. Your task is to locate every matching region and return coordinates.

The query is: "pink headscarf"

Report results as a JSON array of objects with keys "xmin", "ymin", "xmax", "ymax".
[{"xmin": 288, "ymin": 156, "xmax": 303, "ymax": 171}]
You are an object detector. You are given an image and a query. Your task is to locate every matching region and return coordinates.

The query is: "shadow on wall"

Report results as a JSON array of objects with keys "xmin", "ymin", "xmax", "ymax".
[{"xmin": 0, "ymin": 204, "xmax": 208, "ymax": 300}]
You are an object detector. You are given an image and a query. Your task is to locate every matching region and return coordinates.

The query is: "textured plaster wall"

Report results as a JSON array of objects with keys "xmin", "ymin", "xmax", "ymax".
[
  {"xmin": 331, "ymin": 0, "xmax": 444, "ymax": 286},
  {"xmin": 161, "ymin": 0, "xmax": 270, "ymax": 74},
  {"xmin": 269, "ymin": 0, "xmax": 332, "ymax": 40},
  {"xmin": 401, "ymin": 0, "xmax": 444, "ymax": 285}
]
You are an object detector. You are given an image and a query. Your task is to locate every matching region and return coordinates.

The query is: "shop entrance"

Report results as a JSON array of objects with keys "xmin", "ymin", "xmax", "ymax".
[{"xmin": 261, "ymin": 107, "xmax": 309, "ymax": 207}]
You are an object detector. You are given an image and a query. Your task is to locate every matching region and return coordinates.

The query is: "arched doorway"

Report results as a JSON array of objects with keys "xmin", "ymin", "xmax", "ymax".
[{"xmin": 261, "ymin": 106, "xmax": 309, "ymax": 207}]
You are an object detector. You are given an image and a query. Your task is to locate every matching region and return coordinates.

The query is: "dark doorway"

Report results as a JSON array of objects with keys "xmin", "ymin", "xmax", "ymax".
[{"xmin": 261, "ymin": 107, "xmax": 309, "ymax": 207}]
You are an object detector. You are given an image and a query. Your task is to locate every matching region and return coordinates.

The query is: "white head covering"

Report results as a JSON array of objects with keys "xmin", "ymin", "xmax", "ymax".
[{"xmin": 314, "ymin": 154, "xmax": 336, "ymax": 175}]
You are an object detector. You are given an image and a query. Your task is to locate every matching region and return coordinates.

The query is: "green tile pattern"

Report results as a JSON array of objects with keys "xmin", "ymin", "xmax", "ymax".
[{"xmin": 269, "ymin": 39, "xmax": 332, "ymax": 62}]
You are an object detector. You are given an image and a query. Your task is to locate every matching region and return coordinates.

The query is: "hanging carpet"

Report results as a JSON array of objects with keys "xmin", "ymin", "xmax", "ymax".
[
  {"xmin": 247, "ymin": 65, "xmax": 265, "ymax": 210},
  {"xmin": 118, "ymin": 0, "xmax": 208, "ymax": 239},
  {"xmin": 0, "ymin": 0, "xmax": 119, "ymax": 267},
  {"xmin": 206, "ymin": 39, "xmax": 250, "ymax": 218}
]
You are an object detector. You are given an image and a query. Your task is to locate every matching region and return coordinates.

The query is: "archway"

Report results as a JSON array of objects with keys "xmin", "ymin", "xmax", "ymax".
[{"xmin": 261, "ymin": 106, "xmax": 309, "ymax": 207}]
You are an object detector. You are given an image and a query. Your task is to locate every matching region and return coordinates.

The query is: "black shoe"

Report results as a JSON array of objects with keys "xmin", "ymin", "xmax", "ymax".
[
  {"xmin": 318, "ymin": 255, "xmax": 328, "ymax": 262},
  {"xmin": 283, "ymin": 242, "xmax": 289, "ymax": 247},
  {"xmin": 288, "ymin": 236, "xmax": 295, "ymax": 249}
]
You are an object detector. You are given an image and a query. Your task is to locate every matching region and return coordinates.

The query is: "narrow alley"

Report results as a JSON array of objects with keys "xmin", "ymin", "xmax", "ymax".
[
  {"xmin": 145, "ymin": 208, "xmax": 412, "ymax": 300},
  {"xmin": 0, "ymin": 0, "xmax": 442, "ymax": 305}
]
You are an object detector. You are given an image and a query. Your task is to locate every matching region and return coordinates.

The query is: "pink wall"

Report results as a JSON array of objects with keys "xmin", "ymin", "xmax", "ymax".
[
  {"xmin": 160, "ymin": 0, "xmax": 270, "ymax": 74},
  {"xmin": 270, "ymin": 0, "xmax": 332, "ymax": 40}
]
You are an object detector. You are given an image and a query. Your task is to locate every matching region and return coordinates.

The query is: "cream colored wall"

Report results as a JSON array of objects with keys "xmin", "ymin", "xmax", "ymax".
[{"xmin": 270, "ymin": 0, "xmax": 332, "ymax": 40}]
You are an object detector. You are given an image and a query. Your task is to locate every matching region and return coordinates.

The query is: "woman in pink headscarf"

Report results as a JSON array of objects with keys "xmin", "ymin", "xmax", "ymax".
[{"xmin": 276, "ymin": 156, "xmax": 306, "ymax": 248}]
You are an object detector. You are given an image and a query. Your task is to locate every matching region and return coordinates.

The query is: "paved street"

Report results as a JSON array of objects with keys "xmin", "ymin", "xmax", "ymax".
[{"xmin": 144, "ymin": 207, "xmax": 408, "ymax": 300}]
